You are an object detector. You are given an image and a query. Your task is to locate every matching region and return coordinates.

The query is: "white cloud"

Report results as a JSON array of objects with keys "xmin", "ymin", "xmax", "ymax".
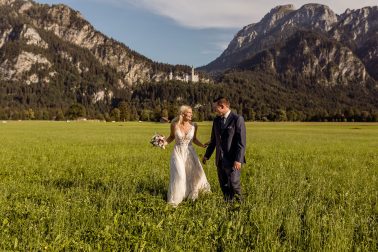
[
  {"xmin": 115, "ymin": 0, "xmax": 378, "ymax": 29},
  {"xmin": 201, "ymin": 40, "xmax": 229, "ymax": 55},
  {"xmin": 200, "ymin": 50, "xmax": 219, "ymax": 55},
  {"xmin": 211, "ymin": 41, "xmax": 229, "ymax": 50}
]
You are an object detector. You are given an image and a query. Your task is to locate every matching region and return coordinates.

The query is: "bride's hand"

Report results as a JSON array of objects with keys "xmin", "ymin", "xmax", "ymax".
[{"xmin": 203, "ymin": 141, "xmax": 210, "ymax": 148}]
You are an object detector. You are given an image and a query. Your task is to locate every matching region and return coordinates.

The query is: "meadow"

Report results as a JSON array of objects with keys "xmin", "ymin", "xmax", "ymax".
[{"xmin": 0, "ymin": 121, "xmax": 377, "ymax": 251}]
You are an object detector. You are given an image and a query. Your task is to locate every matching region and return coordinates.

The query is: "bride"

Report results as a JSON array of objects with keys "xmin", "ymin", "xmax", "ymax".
[{"xmin": 164, "ymin": 105, "xmax": 211, "ymax": 206}]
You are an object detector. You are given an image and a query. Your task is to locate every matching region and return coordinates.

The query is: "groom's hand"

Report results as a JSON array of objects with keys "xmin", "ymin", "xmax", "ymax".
[
  {"xmin": 202, "ymin": 156, "xmax": 208, "ymax": 164},
  {"xmin": 233, "ymin": 161, "xmax": 242, "ymax": 170}
]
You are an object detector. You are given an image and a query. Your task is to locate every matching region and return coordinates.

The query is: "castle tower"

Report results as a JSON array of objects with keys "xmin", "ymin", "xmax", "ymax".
[{"xmin": 191, "ymin": 66, "xmax": 199, "ymax": 82}]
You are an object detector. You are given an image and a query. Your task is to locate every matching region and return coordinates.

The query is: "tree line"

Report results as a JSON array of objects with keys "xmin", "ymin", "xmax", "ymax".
[{"xmin": 1, "ymin": 77, "xmax": 377, "ymax": 122}]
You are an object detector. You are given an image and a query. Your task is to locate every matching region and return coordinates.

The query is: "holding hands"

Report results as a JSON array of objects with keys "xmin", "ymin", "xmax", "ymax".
[{"xmin": 201, "ymin": 141, "xmax": 209, "ymax": 148}]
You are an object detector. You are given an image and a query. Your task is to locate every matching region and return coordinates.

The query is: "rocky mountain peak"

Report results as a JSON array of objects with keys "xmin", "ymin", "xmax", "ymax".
[
  {"xmin": 271, "ymin": 4, "xmax": 295, "ymax": 12},
  {"xmin": 200, "ymin": 3, "xmax": 378, "ymax": 76},
  {"xmin": 219, "ymin": 4, "xmax": 296, "ymax": 59},
  {"xmin": 264, "ymin": 4, "xmax": 295, "ymax": 18},
  {"xmin": 293, "ymin": 4, "xmax": 338, "ymax": 31},
  {"xmin": 260, "ymin": 4, "xmax": 295, "ymax": 28}
]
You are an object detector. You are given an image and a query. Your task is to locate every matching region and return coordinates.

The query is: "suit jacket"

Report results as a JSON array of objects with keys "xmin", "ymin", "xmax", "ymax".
[{"xmin": 205, "ymin": 111, "xmax": 246, "ymax": 168}]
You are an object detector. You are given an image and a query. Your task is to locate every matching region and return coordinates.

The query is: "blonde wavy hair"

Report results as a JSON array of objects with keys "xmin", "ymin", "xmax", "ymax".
[{"xmin": 172, "ymin": 105, "xmax": 192, "ymax": 125}]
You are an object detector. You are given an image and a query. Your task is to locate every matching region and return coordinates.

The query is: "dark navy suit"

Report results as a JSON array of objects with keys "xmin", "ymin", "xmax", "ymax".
[{"xmin": 205, "ymin": 111, "xmax": 246, "ymax": 200}]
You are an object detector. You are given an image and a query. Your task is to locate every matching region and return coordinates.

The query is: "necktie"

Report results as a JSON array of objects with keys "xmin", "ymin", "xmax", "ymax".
[{"xmin": 222, "ymin": 116, "xmax": 226, "ymax": 126}]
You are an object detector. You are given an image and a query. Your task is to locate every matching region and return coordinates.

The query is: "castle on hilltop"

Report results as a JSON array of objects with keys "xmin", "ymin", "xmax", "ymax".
[{"xmin": 169, "ymin": 66, "xmax": 199, "ymax": 83}]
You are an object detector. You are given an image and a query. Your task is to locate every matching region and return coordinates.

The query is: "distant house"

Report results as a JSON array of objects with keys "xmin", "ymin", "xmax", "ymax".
[{"xmin": 160, "ymin": 117, "xmax": 170, "ymax": 123}]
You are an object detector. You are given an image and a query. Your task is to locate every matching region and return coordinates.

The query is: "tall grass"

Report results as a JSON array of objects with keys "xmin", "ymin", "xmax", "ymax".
[{"xmin": 0, "ymin": 121, "xmax": 377, "ymax": 250}]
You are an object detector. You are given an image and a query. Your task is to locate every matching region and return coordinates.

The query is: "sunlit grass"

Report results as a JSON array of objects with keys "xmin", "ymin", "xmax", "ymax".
[{"xmin": 0, "ymin": 121, "xmax": 377, "ymax": 250}]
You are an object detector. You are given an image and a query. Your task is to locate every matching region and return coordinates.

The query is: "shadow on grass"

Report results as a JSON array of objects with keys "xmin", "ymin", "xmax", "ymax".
[
  {"xmin": 42, "ymin": 178, "xmax": 111, "ymax": 193},
  {"xmin": 48, "ymin": 177, "xmax": 77, "ymax": 190},
  {"xmin": 135, "ymin": 179, "xmax": 168, "ymax": 200}
]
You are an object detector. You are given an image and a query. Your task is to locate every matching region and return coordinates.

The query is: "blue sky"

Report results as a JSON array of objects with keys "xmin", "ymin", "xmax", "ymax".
[{"xmin": 36, "ymin": 0, "xmax": 377, "ymax": 67}]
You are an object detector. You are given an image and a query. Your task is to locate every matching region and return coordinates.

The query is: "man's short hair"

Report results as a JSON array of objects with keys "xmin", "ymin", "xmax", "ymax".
[{"xmin": 213, "ymin": 97, "xmax": 230, "ymax": 107}]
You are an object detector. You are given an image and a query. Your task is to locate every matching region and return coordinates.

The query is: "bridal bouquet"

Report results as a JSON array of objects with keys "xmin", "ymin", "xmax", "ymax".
[{"xmin": 150, "ymin": 133, "xmax": 167, "ymax": 149}]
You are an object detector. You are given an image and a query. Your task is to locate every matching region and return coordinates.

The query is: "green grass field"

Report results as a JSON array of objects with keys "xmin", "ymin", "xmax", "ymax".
[{"xmin": 0, "ymin": 121, "xmax": 377, "ymax": 251}]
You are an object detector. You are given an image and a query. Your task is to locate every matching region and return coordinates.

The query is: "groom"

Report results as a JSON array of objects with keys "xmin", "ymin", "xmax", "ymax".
[{"xmin": 202, "ymin": 97, "xmax": 246, "ymax": 201}]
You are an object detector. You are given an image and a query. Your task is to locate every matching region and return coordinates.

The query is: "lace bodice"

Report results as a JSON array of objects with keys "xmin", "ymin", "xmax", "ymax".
[{"xmin": 175, "ymin": 124, "xmax": 194, "ymax": 146}]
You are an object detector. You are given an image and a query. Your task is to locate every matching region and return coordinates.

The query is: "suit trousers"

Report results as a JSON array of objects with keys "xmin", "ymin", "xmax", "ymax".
[{"xmin": 216, "ymin": 160, "xmax": 242, "ymax": 201}]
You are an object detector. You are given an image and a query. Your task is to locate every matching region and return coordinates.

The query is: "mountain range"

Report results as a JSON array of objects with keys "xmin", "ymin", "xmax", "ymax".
[
  {"xmin": 0, "ymin": 0, "xmax": 194, "ymax": 115},
  {"xmin": 0, "ymin": 0, "xmax": 377, "ymax": 121},
  {"xmin": 201, "ymin": 4, "xmax": 377, "ymax": 84}
]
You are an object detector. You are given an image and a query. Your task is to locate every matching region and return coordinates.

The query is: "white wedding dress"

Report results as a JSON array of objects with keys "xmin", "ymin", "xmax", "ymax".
[{"xmin": 167, "ymin": 124, "xmax": 211, "ymax": 206}]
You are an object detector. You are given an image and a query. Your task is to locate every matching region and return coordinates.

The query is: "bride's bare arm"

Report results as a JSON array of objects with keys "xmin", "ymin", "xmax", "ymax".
[
  {"xmin": 193, "ymin": 123, "xmax": 207, "ymax": 148},
  {"xmin": 165, "ymin": 122, "xmax": 176, "ymax": 144}
]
